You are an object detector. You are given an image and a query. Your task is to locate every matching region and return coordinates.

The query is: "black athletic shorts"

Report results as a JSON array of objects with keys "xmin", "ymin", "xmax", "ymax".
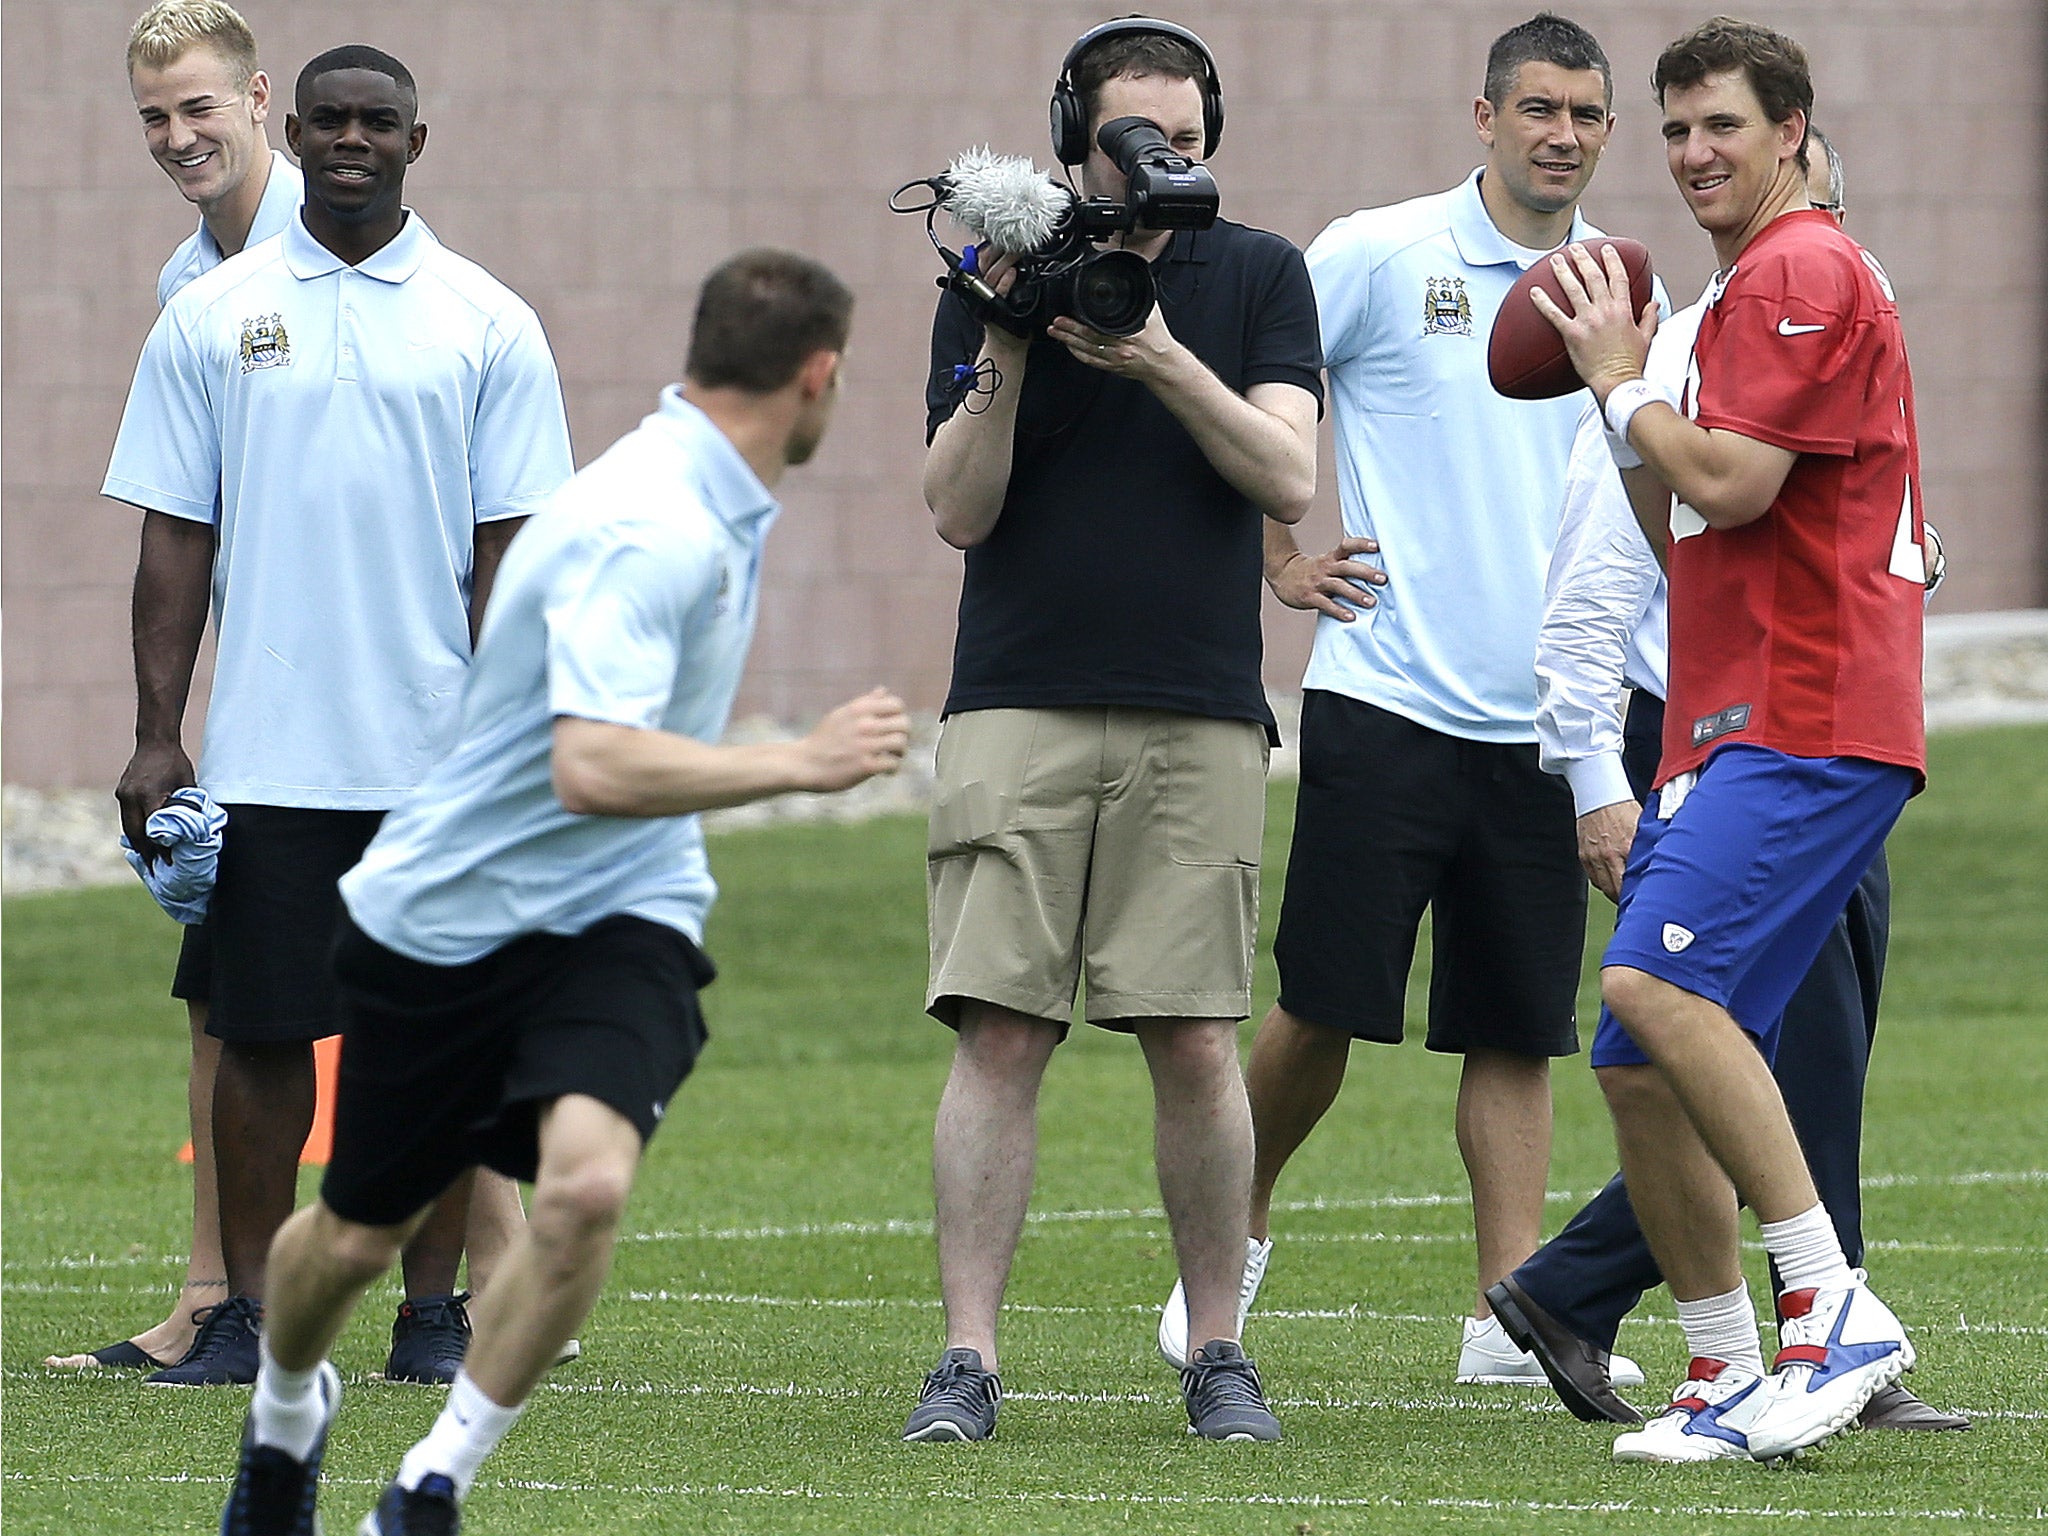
[
  {"xmin": 1272, "ymin": 690, "xmax": 1585, "ymax": 1056},
  {"xmin": 320, "ymin": 913, "xmax": 715, "ymax": 1227},
  {"xmin": 173, "ymin": 804, "xmax": 385, "ymax": 1042}
]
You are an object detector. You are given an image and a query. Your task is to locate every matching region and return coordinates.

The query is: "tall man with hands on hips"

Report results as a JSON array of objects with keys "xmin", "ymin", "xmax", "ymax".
[
  {"xmin": 906, "ymin": 16, "xmax": 1321, "ymax": 1445},
  {"xmin": 1534, "ymin": 18, "xmax": 1934, "ymax": 1462}
]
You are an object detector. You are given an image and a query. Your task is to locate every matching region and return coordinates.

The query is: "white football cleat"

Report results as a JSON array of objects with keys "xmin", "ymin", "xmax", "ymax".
[
  {"xmin": 1612, "ymin": 1357, "xmax": 1764, "ymax": 1463},
  {"xmin": 1741, "ymin": 1271, "xmax": 1913, "ymax": 1462},
  {"xmin": 1158, "ymin": 1237, "xmax": 1271, "ymax": 1371},
  {"xmin": 1457, "ymin": 1314, "xmax": 1645, "ymax": 1388}
]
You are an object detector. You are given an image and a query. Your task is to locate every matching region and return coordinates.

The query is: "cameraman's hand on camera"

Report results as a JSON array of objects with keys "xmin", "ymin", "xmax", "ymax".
[
  {"xmin": 1048, "ymin": 307, "xmax": 1178, "ymax": 383},
  {"xmin": 1268, "ymin": 536, "xmax": 1386, "ymax": 621},
  {"xmin": 972, "ymin": 249, "xmax": 1033, "ymax": 363}
]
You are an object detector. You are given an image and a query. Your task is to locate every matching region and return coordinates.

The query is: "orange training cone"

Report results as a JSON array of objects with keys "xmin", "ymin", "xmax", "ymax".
[{"xmin": 178, "ymin": 1035, "xmax": 341, "ymax": 1166}]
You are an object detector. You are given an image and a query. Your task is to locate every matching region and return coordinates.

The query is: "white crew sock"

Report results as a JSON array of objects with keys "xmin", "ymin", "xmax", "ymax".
[
  {"xmin": 1673, "ymin": 1284, "xmax": 1765, "ymax": 1375},
  {"xmin": 396, "ymin": 1369, "xmax": 524, "ymax": 1499},
  {"xmin": 250, "ymin": 1339, "xmax": 332, "ymax": 1462},
  {"xmin": 1758, "ymin": 1203, "xmax": 1855, "ymax": 1295}
]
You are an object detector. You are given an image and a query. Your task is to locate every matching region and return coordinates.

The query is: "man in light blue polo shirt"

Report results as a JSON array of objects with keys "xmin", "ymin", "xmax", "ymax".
[
  {"xmin": 102, "ymin": 44, "xmax": 572, "ymax": 1390},
  {"xmin": 1188, "ymin": 13, "xmax": 1660, "ymax": 1387},
  {"xmin": 213, "ymin": 249, "xmax": 909, "ymax": 1536},
  {"xmin": 44, "ymin": 0, "xmax": 311, "ymax": 1382}
]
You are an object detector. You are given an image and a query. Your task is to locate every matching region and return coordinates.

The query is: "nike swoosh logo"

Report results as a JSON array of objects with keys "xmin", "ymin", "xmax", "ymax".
[{"xmin": 1777, "ymin": 319, "xmax": 1826, "ymax": 335}]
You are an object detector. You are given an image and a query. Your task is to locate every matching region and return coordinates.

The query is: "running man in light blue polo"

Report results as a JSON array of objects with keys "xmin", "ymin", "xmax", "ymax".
[
  {"xmin": 1199, "ymin": 14, "xmax": 1665, "ymax": 1389},
  {"xmin": 102, "ymin": 44, "xmax": 573, "ymax": 1390},
  {"xmin": 215, "ymin": 249, "xmax": 909, "ymax": 1536}
]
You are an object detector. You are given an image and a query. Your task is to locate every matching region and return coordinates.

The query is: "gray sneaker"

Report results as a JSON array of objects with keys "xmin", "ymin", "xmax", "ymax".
[
  {"xmin": 1180, "ymin": 1339, "xmax": 1282, "ymax": 1441},
  {"xmin": 902, "ymin": 1348, "xmax": 1000, "ymax": 1442}
]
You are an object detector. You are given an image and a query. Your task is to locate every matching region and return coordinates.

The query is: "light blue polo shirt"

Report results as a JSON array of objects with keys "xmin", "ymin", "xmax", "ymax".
[
  {"xmin": 1305, "ymin": 169, "xmax": 1661, "ymax": 742},
  {"xmin": 156, "ymin": 149, "xmax": 304, "ymax": 307},
  {"xmin": 340, "ymin": 390, "xmax": 779, "ymax": 965},
  {"xmin": 104, "ymin": 210, "xmax": 573, "ymax": 808}
]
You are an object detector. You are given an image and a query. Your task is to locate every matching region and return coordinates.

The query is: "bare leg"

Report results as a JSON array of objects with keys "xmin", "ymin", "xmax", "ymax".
[
  {"xmin": 1601, "ymin": 967, "xmax": 1820, "ymax": 1222},
  {"xmin": 44, "ymin": 1004, "xmax": 227, "ymax": 1368},
  {"xmin": 930, "ymin": 1002, "xmax": 1060, "ymax": 1371},
  {"xmin": 1456, "ymin": 1047, "xmax": 1552, "ymax": 1318},
  {"xmin": 262, "ymin": 1201, "xmax": 428, "ymax": 1372},
  {"xmin": 1134, "ymin": 1019, "xmax": 1254, "ymax": 1348},
  {"xmin": 461, "ymin": 1171, "xmax": 528, "ymax": 1296},
  {"xmin": 1243, "ymin": 1005, "xmax": 1349, "ymax": 1240},
  {"xmin": 1598, "ymin": 1062, "xmax": 1743, "ymax": 1300},
  {"xmin": 462, "ymin": 1096, "xmax": 641, "ymax": 1406},
  {"xmin": 214, "ymin": 1039, "xmax": 318, "ymax": 1299},
  {"xmin": 399, "ymin": 1170, "xmax": 473, "ymax": 1297}
]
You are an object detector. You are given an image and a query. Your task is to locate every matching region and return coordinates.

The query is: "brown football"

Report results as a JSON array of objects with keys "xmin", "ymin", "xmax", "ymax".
[{"xmin": 1487, "ymin": 237, "xmax": 1656, "ymax": 400}]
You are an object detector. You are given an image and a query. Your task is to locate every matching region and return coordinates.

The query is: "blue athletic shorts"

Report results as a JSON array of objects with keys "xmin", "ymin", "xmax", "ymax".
[{"xmin": 1590, "ymin": 745, "xmax": 1913, "ymax": 1070}]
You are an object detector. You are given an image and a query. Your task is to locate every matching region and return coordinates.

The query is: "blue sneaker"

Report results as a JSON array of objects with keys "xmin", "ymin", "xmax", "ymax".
[
  {"xmin": 150, "ymin": 1295, "xmax": 263, "ymax": 1387},
  {"xmin": 384, "ymin": 1293, "xmax": 472, "ymax": 1386},
  {"xmin": 1612, "ymin": 1357, "xmax": 1762, "ymax": 1462},
  {"xmin": 358, "ymin": 1473, "xmax": 461, "ymax": 1535},
  {"xmin": 902, "ymin": 1348, "xmax": 1000, "ymax": 1441},
  {"xmin": 220, "ymin": 1361, "xmax": 340, "ymax": 1536}
]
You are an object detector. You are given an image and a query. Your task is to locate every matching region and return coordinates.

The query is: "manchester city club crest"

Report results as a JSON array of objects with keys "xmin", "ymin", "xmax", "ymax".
[
  {"xmin": 1421, "ymin": 276, "xmax": 1474, "ymax": 337},
  {"xmin": 238, "ymin": 312, "xmax": 291, "ymax": 373}
]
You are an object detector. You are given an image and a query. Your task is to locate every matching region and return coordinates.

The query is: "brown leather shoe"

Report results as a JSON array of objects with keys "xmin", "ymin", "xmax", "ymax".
[
  {"xmin": 1859, "ymin": 1383, "xmax": 1970, "ymax": 1431},
  {"xmin": 1484, "ymin": 1277, "xmax": 1644, "ymax": 1425}
]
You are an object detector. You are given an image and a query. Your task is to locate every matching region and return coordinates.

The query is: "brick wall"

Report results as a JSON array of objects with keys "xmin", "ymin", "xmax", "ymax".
[{"xmin": 5, "ymin": 0, "xmax": 2042, "ymax": 788}]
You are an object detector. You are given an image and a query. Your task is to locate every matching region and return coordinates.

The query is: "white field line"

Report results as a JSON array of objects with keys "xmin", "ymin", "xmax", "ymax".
[
  {"xmin": 9, "ymin": 1467, "xmax": 2044, "ymax": 1521},
  {"xmin": 11, "ymin": 1169, "xmax": 2039, "ymax": 1274}
]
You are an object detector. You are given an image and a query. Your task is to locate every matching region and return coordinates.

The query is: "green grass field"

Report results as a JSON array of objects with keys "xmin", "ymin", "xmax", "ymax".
[{"xmin": 5, "ymin": 725, "xmax": 2045, "ymax": 1534}]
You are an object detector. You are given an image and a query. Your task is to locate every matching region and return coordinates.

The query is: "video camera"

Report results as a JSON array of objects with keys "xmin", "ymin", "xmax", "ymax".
[{"xmin": 892, "ymin": 117, "xmax": 1219, "ymax": 338}]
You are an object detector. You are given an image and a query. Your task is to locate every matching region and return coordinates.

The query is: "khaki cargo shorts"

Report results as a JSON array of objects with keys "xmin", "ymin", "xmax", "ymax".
[{"xmin": 925, "ymin": 706, "xmax": 1268, "ymax": 1030}]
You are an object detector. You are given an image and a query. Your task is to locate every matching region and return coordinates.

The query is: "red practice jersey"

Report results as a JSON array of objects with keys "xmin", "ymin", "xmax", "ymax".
[{"xmin": 1660, "ymin": 209, "xmax": 1928, "ymax": 788}]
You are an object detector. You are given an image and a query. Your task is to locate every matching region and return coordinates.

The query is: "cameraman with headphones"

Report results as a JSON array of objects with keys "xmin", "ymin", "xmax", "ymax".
[{"xmin": 905, "ymin": 17, "xmax": 1322, "ymax": 1445}]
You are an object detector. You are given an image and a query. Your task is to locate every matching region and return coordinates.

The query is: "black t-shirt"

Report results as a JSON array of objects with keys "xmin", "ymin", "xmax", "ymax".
[{"xmin": 926, "ymin": 218, "xmax": 1323, "ymax": 733}]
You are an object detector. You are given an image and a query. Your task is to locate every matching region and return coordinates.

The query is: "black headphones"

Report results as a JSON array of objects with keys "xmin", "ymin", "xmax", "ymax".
[{"xmin": 1049, "ymin": 16, "xmax": 1224, "ymax": 167}]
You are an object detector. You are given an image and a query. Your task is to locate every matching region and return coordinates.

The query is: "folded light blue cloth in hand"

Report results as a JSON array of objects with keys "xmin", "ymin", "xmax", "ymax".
[{"xmin": 121, "ymin": 786, "xmax": 228, "ymax": 925}]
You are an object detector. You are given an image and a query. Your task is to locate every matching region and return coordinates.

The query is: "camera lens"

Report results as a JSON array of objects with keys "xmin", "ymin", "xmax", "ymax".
[{"xmin": 1067, "ymin": 250, "xmax": 1155, "ymax": 336}]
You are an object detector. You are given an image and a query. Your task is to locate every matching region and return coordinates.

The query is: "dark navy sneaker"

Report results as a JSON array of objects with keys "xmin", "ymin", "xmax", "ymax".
[
  {"xmin": 219, "ymin": 1360, "xmax": 340, "ymax": 1536},
  {"xmin": 1180, "ymin": 1339, "xmax": 1282, "ymax": 1441},
  {"xmin": 358, "ymin": 1473, "xmax": 461, "ymax": 1535},
  {"xmin": 149, "ymin": 1295, "xmax": 264, "ymax": 1387},
  {"xmin": 902, "ymin": 1347, "xmax": 1000, "ymax": 1441},
  {"xmin": 384, "ymin": 1293, "xmax": 472, "ymax": 1386}
]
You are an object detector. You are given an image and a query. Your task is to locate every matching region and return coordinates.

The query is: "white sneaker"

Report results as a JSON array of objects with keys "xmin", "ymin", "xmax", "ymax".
[
  {"xmin": 1158, "ymin": 1237, "xmax": 1271, "ymax": 1370},
  {"xmin": 1457, "ymin": 1314, "xmax": 1645, "ymax": 1388},
  {"xmin": 1741, "ymin": 1272, "xmax": 1913, "ymax": 1461},
  {"xmin": 1612, "ymin": 1358, "xmax": 1765, "ymax": 1462}
]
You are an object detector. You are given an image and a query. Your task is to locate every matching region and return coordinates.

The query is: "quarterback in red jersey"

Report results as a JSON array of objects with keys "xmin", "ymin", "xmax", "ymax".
[{"xmin": 1531, "ymin": 18, "xmax": 1932, "ymax": 1466}]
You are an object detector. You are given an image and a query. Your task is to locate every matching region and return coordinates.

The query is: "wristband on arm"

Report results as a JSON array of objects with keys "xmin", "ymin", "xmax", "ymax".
[{"xmin": 1601, "ymin": 378, "xmax": 1675, "ymax": 470}]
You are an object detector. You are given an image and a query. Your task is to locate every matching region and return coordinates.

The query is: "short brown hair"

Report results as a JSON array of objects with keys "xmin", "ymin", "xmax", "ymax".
[
  {"xmin": 1072, "ymin": 25, "xmax": 1207, "ymax": 123},
  {"xmin": 685, "ymin": 249, "xmax": 854, "ymax": 394},
  {"xmin": 1653, "ymin": 16, "xmax": 1813, "ymax": 173},
  {"xmin": 127, "ymin": 0, "xmax": 258, "ymax": 87}
]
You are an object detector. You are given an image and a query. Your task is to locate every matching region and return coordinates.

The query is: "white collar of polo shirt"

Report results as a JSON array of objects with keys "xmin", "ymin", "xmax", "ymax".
[
  {"xmin": 281, "ymin": 206, "xmax": 432, "ymax": 283},
  {"xmin": 1450, "ymin": 167, "xmax": 1592, "ymax": 270}
]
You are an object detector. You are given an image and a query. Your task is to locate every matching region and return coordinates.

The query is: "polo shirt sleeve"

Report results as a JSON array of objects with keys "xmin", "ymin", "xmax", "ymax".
[
  {"xmin": 1305, "ymin": 214, "xmax": 1374, "ymax": 371},
  {"xmin": 924, "ymin": 291, "xmax": 985, "ymax": 443},
  {"xmin": 1693, "ymin": 254, "xmax": 1868, "ymax": 457},
  {"xmin": 543, "ymin": 529, "xmax": 712, "ymax": 730},
  {"xmin": 471, "ymin": 305, "xmax": 574, "ymax": 523},
  {"xmin": 102, "ymin": 306, "xmax": 220, "ymax": 524},
  {"xmin": 1242, "ymin": 242, "xmax": 1325, "ymax": 408}
]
